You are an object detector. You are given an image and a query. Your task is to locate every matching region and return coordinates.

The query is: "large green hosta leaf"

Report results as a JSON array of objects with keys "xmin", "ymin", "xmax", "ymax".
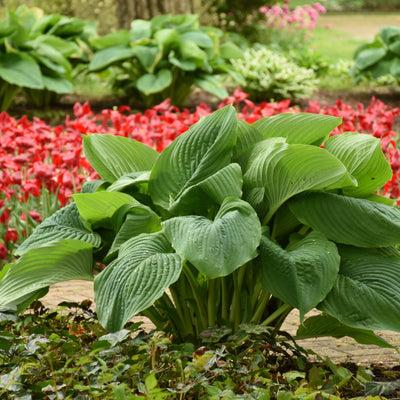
[
  {"xmin": 108, "ymin": 204, "xmax": 162, "ymax": 257},
  {"xmin": 259, "ymin": 231, "xmax": 340, "ymax": 318},
  {"xmin": 318, "ymin": 246, "xmax": 400, "ymax": 332},
  {"xmin": 163, "ymin": 198, "xmax": 261, "ymax": 278},
  {"xmin": 15, "ymin": 203, "xmax": 101, "ymax": 256},
  {"xmin": 324, "ymin": 132, "xmax": 392, "ymax": 197},
  {"xmin": 149, "ymin": 106, "xmax": 237, "ymax": 214},
  {"xmin": 0, "ymin": 52, "xmax": 43, "ymax": 89},
  {"xmin": 243, "ymin": 138, "xmax": 355, "ymax": 222},
  {"xmin": 136, "ymin": 69, "xmax": 172, "ymax": 96},
  {"xmin": 73, "ymin": 191, "xmax": 136, "ymax": 230},
  {"xmin": 289, "ymin": 192, "xmax": 400, "ymax": 247},
  {"xmin": 89, "ymin": 46, "xmax": 135, "ymax": 71},
  {"xmin": 83, "ymin": 134, "xmax": 159, "ymax": 182},
  {"xmin": 94, "ymin": 232, "xmax": 183, "ymax": 332},
  {"xmin": 233, "ymin": 119, "xmax": 264, "ymax": 161},
  {"xmin": 0, "ymin": 239, "xmax": 94, "ymax": 306},
  {"xmin": 296, "ymin": 314, "xmax": 394, "ymax": 348},
  {"xmin": 252, "ymin": 113, "xmax": 342, "ymax": 146}
]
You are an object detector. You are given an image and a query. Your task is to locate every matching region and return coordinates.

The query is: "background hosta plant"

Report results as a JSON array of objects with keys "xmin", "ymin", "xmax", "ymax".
[
  {"xmin": 351, "ymin": 25, "xmax": 400, "ymax": 85},
  {"xmin": 88, "ymin": 14, "xmax": 243, "ymax": 107},
  {"xmin": 230, "ymin": 45, "xmax": 318, "ymax": 102},
  {"xmin": 0, "ymin": 6, "xmax": 96, "ymax": 109},
  {"xmin": 1, "ymin": 105, "xmax": 400, "ymax": 347}
]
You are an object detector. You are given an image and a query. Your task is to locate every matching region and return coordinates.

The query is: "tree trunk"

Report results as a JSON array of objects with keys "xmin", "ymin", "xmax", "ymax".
[{"xmin": 115, "ymin": 0, "xmax": 195, "ymax": 30}]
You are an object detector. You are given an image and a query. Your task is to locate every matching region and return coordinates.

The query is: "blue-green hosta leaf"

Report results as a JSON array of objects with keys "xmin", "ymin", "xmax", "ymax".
[
  {"xmin": 108, "ymin": 204, "xmax": 162, "ymax": 256},
  {"xmin": 178, "ymin": 39, "xmax": 207, "ymax": 68},
  {"xmin": 89, "ymin": 46, "xmax": 135, "ymax": 71},
  {"xmin": 163, "ymin": 197, "xmax": 261, "ymax": 278},
  {"xmin": 252, "ymin": 113, "xmax": 342, "ymax": 146},
  {"xmin": 0, "ymin": 239, "xmax": 94, "ymax": 306},
  {"xmin": 94, "ymin": 232, "xmax": 183, "ymax": 332},
  {"xmin": 73, "ymin": 191, "xmax": 136, "ymax": 230},
  {"xmin": 219, "ymin": 41, "xmax": 244, "ymax": 59},
  {"xmin": 42, "ymin": 75, "xmax": 74, "ymax": 94},
  {"xmin": 15, "ymin": 203, "xmax": 101, "ymax": 256},
  {"xmin": 289, "ymin": 192, "xmax": 400, "ymax": 247},
  {"xmin": 132, "ymin": 44, "xmax": 161, "ymax": 74},
  {"xmin": 149, "ymin": 106, "xmax": 237, "ymax": 213},
  {"xmin": 130, "ymin": 19, "xmax": 152, "ymax": 41},
  {"xmin": 91, "ymin": 30, "xmax": 130, "ymax": 49},
  {"xmin": 180, "ymin": 31, "xmax": 214, "ymax": 49},
  {"xmin": 83, "ymin": 134, "xmax": 158, "ymax": 182},
  {"xmin": 324, "ymin": 132, "xmax": 392, "ymax": 196},
  {"xmin": 355, "ymin": 47, "xmax": 386, "ymax": 70},
  {"xmin": 318, "ymin": 246, "xmax": 400, "ymax": 332},
  {"xmin": 0, "ymin": 52, "xmax": 43, "ymax": 89},
  {"xmin": 243, "ymin": 139, "xmax": 355, "ymax": 222},
  {"xmin": 193, "ymin": 74, "xmax": 228, "ymax": 99},
  {"xmin": 296, "ymin": 314, "xmax": 394, "ymax": 348},
  {"xmin": 259, "ymin": 231, "xmax": 340, "ymax": 318},
  {"xmin": 136, "ymin": 69, "xmax": 172, "ymax": 95}
]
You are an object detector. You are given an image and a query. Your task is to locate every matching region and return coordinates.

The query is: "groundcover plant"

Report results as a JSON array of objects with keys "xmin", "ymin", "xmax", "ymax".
[{"xmin": 1, "ymin": 105, "xmax": 400, "ymax": 345}]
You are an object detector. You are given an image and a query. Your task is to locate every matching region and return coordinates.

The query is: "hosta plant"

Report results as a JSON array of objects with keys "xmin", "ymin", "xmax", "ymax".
[
  {"xmin": 1, "ymin": 106, "xmax": 400, "ymax": 347},
  {"xmin": 230, "ymin": 46, "xmax": 318, "ymax": 102},
  {"xmin": 88, "ymin": 14, "xmax": 243, "ymax": 107},
  {"xmin": 351, "ymin": 25, "xmax": 400, "ymax": 84}
]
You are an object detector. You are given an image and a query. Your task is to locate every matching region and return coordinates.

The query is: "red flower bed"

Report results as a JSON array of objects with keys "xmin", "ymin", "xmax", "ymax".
[{"xmin": 1, "ymin": 89, "xmax": 399, "ymax": 261}]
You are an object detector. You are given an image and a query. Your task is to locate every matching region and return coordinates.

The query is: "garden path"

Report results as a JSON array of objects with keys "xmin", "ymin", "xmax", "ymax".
[{"xmin": 41, "ymin": 281, "xmax": 400, "ymax": 366}]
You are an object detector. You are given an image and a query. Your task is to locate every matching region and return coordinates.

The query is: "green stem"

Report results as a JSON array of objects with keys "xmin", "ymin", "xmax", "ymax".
[
  {"xmin": 260, "ymin": 304, "xmax": 292, "ymax": 327},
  {"xmin": 207, "ymin": 279, "xmax": 216, "ymax": 327},
  {"xmin": 250, "ymin": 291, "xmax": 271, "ymax": 323},
  {"xmin": 182, "ymin": 263, "xmax": 208, "ymax": 332},
  {"xmin": 220, "ymin": 277, "xmax": 229, "ymax": 322},
  {"xmin": 229, "ymin": 270, "xmax": 241, "ymax": 330}
]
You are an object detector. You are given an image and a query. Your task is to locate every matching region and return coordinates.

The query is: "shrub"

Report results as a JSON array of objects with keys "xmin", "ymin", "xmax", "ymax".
[
  {"xmin": 351, "ymin": 26, "xmax": 400, "ymax": 86},
  {"xmin": 230, "ymin": 46, "xmax": 318, "ymax": 101},
  {"xmin": 88, "ymin": 14, "xmax": 244, "ymax": 107},
  {"xmin": 2, "ymin": 105, "xmax": 400, "ymax": 349}
]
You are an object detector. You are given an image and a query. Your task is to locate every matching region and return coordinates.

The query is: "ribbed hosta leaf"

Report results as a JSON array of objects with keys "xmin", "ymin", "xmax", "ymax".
[
  {"xmin": 94, "ymin": 232, "xmax": 183, "ymax": 332},
  {"xmin": 324, "ymin": 132, "xmax": 392, "ymax": 196},
  {"xmin": 259, "ymin": 231, "xmax": 340, "ymax": 318},
  {"xmin": 318, "ymin": 246, "xmax": 400, "ymax": 332},
  {"xmin": 163, "ymin": 198, "xmax": 261, "ymax": 278},
  {"xmin": 83, "ymin": 134, "xmax": 158, "ymax": 182},
  {"xmin": 108, "ymin": 204, "xmax": 162, "ymax": 257},
  {"xmin": 107, "ymin": 171, "xmax": 150, "ymax": 192},
  {"xmin": 0, "ymin": 239, "xmax": 94, "ymax": 306},
  {"xmin": 149, "ymin": 106, "xmax": 237, "ymax": 214},
  {"xmin": 289, "ymin": 192, "xmax": 400, "ymax": 247},
  {"xmin": 165, "ymin": 163, "xmax": 243, "ymax": 213},
  {"xmin": 252, "ymin": 113, "xmax": 342, "ymax": 146},
  {"xmin": 296, "ymin": 314, "xmax": 394, "ymax": 348},
  {"xmin": 233, "ymin": 119, "xmax": 264, "ymax": 161},
  {"xmin": 243, "ymin": 139, "xmax": 355, "ymax": 222},
  {"xmin": 73, "ymin": 192, "xmax": 136, "ymax": 230},
  {"xmin": 15, "ymin": 203, "xmax": 101, "ymax": 256}
]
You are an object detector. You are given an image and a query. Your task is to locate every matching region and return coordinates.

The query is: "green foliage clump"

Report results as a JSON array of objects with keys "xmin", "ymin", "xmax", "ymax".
[
  {"xmin": 0, "ymin": 6, "xmax": 96, "ymax": 109},
  {"xmin": 351, "ymin": 26, "xmax": 400, "ymax": 86},
  {"xmin": 230, "ymin": 46, "xmax": 319, "ymax": 101},
  {"xmin": 88, "ymin": 14, "xmax": 244, "ymax": 107},
  {"xmin": 320, "ymin": 0, "xmax": 400, "ymax": 10}
]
